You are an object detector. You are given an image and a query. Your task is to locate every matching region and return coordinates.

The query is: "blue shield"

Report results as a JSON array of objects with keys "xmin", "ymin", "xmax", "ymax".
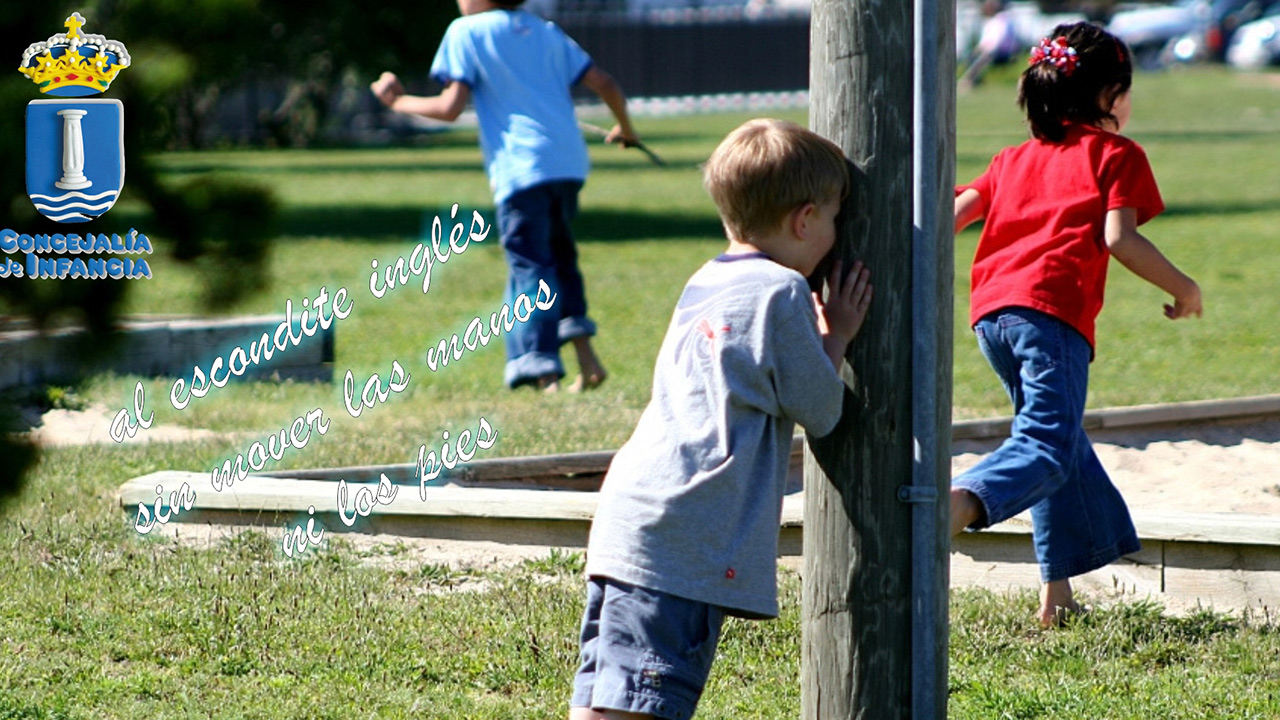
[{"xmin": 26, "ymin": 99, "xmax": 125, "ymax": 224}]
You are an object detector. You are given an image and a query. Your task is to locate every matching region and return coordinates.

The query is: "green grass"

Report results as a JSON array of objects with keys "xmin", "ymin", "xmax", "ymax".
[
  {"xmin": 948, "ymin": 590, "xmax": 1280, "ymax": 719},
  {"xmin": 79, "ymin": 113, "xmax": 761, "ymax": 466},
  {"xmin": 1, "ymin": 445, "xmax": 1277, "ymax": 717},
  {"xmin": 73, "ymin": 66, "xmax": 1280, "ymax": 466},
  {"xmin": 4, "ymin": 66, "xmax": 1280, "ymax": 717}
]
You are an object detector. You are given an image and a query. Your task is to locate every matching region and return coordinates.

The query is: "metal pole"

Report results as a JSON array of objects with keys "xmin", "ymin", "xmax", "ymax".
[{"xmin": 906, "ymin": 0, "xmax": 955, "ymax": 717}]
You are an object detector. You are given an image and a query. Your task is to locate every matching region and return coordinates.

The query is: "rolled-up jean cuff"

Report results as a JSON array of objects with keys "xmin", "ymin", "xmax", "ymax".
[
  {"xmin": 505, "ymin": 352, "xmax": 564, "ymax": 389},
  {"xmin": 558, "ymin": 316, "xmax": 597, "ymax": 343},
  {"xmin": 952, "ymin": 476, "xmax": 999, "ymax": 529}
]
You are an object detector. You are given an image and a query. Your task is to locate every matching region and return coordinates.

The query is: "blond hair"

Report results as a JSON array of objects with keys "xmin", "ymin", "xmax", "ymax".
[{"xmin": 702, "ymin": 119, "xmax": 849, "ymax": 242}]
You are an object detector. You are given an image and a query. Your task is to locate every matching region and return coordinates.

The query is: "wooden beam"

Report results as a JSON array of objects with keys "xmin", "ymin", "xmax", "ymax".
[
  {"xmin": 118, "ymin": 474, "xmax": 1280, "ymax": 611},
  {"xmin": 952, "ymin": 394, "xmax": 1280, "ymax": 441},
  {"xmin": 193, "ymin": 396, "xmax": 1280, "ymax": 492},
  {"xmin": 803, "ymin": 0, "xmax": 920, "ymax": 717},
  {"xmin": 0, "ymin": 314, "xmax": 335, "ymax": 391}
]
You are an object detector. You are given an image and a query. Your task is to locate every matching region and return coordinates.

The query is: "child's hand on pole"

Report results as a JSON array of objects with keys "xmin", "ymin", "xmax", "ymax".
[{"xmin": 818, "ymin": 260, "xmax": 872, "ymax": 369}]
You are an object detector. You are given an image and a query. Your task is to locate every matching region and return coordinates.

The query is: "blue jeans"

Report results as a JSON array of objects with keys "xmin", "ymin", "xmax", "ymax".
[
  {"xmin": 495, "ymin": 180, "xmax": 597, "ymax": 388},
  {"xmin": 953, "ymin": 308, "xmax": 1140, "ymax": 582}
]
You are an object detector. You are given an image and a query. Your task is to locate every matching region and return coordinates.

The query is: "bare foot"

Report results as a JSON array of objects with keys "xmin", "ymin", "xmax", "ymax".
[
  {"xmin": 570, "ymin": 337, "xmax": 607, "ymax": 392},
  {"xmin": 950, "ymin": 488, "xmax": 984, "ymax": 535},
  {"xmin": 536, "ymin": 374, "xmax": 560, "ymax": 393},
  {"xmin": 1039, "ymin": 579, "xmax": 1081, "ymax": 628},
  {"xmin": 568, "ymin": 372, "xmax": 607, "ymax": 393}
]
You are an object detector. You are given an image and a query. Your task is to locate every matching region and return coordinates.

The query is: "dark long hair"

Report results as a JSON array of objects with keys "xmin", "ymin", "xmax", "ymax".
[{"xmin": 1018, "ymin": 22, "xmax": 1132, "ymax": 142}]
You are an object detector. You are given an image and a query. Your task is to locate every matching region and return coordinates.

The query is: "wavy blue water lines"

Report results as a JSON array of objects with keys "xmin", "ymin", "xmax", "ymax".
[
  {"xmin": 33, "ymin": 200, "xmax": 117, "ymax": 212},
  {"xmin": 28, "ymin": 189, "xmax": 118, "ymax": 202},
  {"xmin": 31, "ymin": 188, "xmax": 118, "ymax": 222}
]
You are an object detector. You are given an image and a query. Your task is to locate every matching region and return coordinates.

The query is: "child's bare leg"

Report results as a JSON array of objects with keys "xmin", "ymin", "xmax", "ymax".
[
  {"xmin": 568, "ymin": 336, "xmax": 607, "ymax": 392},
  {"xmin": 569, "ymin": 708, "xmax": 652, "ymax": 720},
  {"xmin": 1039, "ymin": 578, "xmax": 1081, "ymax": 628},
  {"xmin": 950, "ymin": 488, "xmax": 984, "ymax": 535}
]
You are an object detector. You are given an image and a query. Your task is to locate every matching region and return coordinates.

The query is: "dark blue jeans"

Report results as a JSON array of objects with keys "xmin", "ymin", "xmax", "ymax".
[
  {"xmin": 495, "ymin": 180, "xmax": 596, "ymax": 388},
  {"xmin": 953, "ymin": 308, "xmax": 1140, "ymax": 582}
]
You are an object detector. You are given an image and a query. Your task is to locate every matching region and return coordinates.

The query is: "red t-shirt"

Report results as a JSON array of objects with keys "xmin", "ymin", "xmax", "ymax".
[{"xmin": 960, "ymin": 123, "xmax": 1164, "ymax": 351}]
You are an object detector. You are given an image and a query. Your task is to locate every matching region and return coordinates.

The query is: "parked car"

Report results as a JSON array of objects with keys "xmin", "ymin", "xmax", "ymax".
[
  {"xmin": 1225, "ymin": 11, "xmax": 1280, "ymax": 66},
  {"xmin": 1108, "ymin": 1, "xmax": 1198, "ymax": 68},
  {"xmin": 1196, "ymin": 0, "xmax": 1280, "ymax": 59},
  {"xmin": 1167, "ymin": 0, "xmax": 1280, "ymax": 63},
  {"xmin": 1109, "ymin": 0, "xmax": 1280, "ymax": 67}
]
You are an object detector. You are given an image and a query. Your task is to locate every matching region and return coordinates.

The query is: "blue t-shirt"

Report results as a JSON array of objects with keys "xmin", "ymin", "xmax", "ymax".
[{"xmin": 430, "ymin": 9, "xmax": 593, "ymax": 203}]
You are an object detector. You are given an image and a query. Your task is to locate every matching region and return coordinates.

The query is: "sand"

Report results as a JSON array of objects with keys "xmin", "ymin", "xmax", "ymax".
[
  {"xmin": 19, "ymin": 403, "xmax": 224, "ymax": 446},
  {"xmin": 25, "ymin": 405, "xmax": 1280, "ymax": 577},
  {"xmin": 952, "ymin": 417, "xmax": 1280, "ymax": 517},
  {"xmin": 25, "ymin": 403, "xmax": 1280, "ymax": 520}
]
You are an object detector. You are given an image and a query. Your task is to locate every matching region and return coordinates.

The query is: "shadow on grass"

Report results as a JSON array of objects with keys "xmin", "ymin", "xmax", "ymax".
[
  {"xmin": 1161, "ymin": 199, "xmax": 1280, "ymax": 218},
  {"xmin": 159, "ymin": 157, "xmax": 698, "ymax": 176},
  {"xmin": 107, "ymin": 201, "xmax": 721, "ymax": 243},
  {"xmin": 162, "ymin": 161, "xmax": 487, "ymax": 176},
  {"xmin": 575, "ymin": 208, "xmax": 721, "ymax": 242},
  {"xmin": 279, "ymin": 206, "xmax": 428, "ymax": 240},
  {"xmin": 956, "ymin": 151, "xmax": 1002, "ymax": 168},
  {"xmin": 265, "ymin": 206, "xmax": 721, "ymax": 242},
  {"xmin": 120, "ymin": 194, "xmax": 1278, "ymax": 246},
  {"xmin": 1134, "ymin": 128, "xmax": 1280, "ymax": 144},
  {"xmin": 156, "ymin": 129, "xmax": 709, "ymax": 176}
]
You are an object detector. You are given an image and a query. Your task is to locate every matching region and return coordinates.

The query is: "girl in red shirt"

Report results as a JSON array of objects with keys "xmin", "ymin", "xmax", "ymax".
[{"xmin": 951, "ymin": 22, "xmax": 1202, "ymax": 628}]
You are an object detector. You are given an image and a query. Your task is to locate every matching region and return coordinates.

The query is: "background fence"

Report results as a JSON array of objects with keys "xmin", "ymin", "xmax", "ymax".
[{"xmin": 198, "ymin": 7, "xmax": 814, "ymax": 147}]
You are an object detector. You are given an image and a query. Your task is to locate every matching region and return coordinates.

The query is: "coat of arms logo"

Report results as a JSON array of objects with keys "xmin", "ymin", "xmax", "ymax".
[{"xmin": 20, "ymin": 12, "xmax": 129, "ymax": 223}]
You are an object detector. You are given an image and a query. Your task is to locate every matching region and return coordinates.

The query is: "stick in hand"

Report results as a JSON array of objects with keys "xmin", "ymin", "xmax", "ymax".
[{"xmin": 578, "ymin": 120, "xmax": 666, "ymax": 166}]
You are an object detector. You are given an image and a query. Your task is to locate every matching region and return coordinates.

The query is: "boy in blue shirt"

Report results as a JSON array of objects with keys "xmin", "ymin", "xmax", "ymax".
[
  {"xmin": 372, "ymin": 0, "xmax": 639, "ymax": 391},
  {"xmin": 570, "ymin": 119, "xmax": 873, "ymax": 720}
]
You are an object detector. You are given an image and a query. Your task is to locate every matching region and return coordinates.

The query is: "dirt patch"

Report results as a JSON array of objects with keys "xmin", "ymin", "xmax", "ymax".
[
  {"xmin": 148, "ymin": 520, "xmax": 567, "ymax": 572},
  {"xmin": 17, "ymin": 403, "xmax": 225, "ymax": 447}
]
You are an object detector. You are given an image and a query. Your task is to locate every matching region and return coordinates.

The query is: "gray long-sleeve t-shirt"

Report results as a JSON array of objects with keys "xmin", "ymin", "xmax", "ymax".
[{"xmin": 585, "ymin": 253, "xmax": 844, "ymax": 618}]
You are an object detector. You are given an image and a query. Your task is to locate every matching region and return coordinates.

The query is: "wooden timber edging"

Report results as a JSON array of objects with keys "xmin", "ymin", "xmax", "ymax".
[
  {"xmin": 951, "ymin": 512, "xmax": 1280, "ymax": 611},
  {"xmin": 118, "ymin": 395, "xmax": 1280, "ymax": 610},
  {"xmin": 118, "ymin": 470, "xmax": 1280, "ymax": 611},
  {"xmin": 0, "ymin": 314, "xmax": 335, "ymax": 391},
  {"xmin": 259, "ymin": 450, "xmax": 617, "ymax": 491},
  {"xmin": 258, "ymin": 394, "xmax": 1280, "ymax": 490},
  {"xmin": 952, "ymin": 393, "xmax": 1280, "ymax": 441}
]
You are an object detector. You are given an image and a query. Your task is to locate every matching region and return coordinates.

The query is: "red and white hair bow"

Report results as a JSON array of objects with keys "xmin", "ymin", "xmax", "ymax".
[{"xmin": 1029, "ymin": 36, "xmax": 1079, "ymax": 76}]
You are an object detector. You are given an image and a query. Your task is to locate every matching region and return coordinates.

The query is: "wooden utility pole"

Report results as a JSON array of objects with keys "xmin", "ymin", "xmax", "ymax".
[{"xmin": 802, "ymin": 0, "xmax": 955, "ymax": 718}]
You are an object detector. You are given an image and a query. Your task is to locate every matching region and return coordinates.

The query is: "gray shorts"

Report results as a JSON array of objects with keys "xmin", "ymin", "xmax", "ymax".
[{"xmin": 570, "ymin": 577, "xmax": 726, "ymax": 720}]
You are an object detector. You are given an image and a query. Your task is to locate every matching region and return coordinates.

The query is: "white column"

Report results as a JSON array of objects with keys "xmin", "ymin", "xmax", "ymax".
[{"xmin": 55, "ymin": 108, "xmax": 92, "ymax": 190}]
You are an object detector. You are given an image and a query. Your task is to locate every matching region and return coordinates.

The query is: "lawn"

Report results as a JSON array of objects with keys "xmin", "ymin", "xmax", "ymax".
[
  {"xmin": 74, "ymin": 64, "xmax": 1280, "ymax": 470},
  {"xmin": 2, "ymin": 65, "xmax": 1279, "ymax": 717}
]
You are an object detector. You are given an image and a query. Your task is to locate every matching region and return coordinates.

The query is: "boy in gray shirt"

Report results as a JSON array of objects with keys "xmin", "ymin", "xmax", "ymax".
[{"xmin": 570, "ymin": 119, "xmax": 873, "ymax": 720}]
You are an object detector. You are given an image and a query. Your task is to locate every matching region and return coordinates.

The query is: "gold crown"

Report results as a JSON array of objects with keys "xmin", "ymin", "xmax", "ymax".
[{"xmin": 18, "ymin": 13, "xmax": 130, "ymax": 96}]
